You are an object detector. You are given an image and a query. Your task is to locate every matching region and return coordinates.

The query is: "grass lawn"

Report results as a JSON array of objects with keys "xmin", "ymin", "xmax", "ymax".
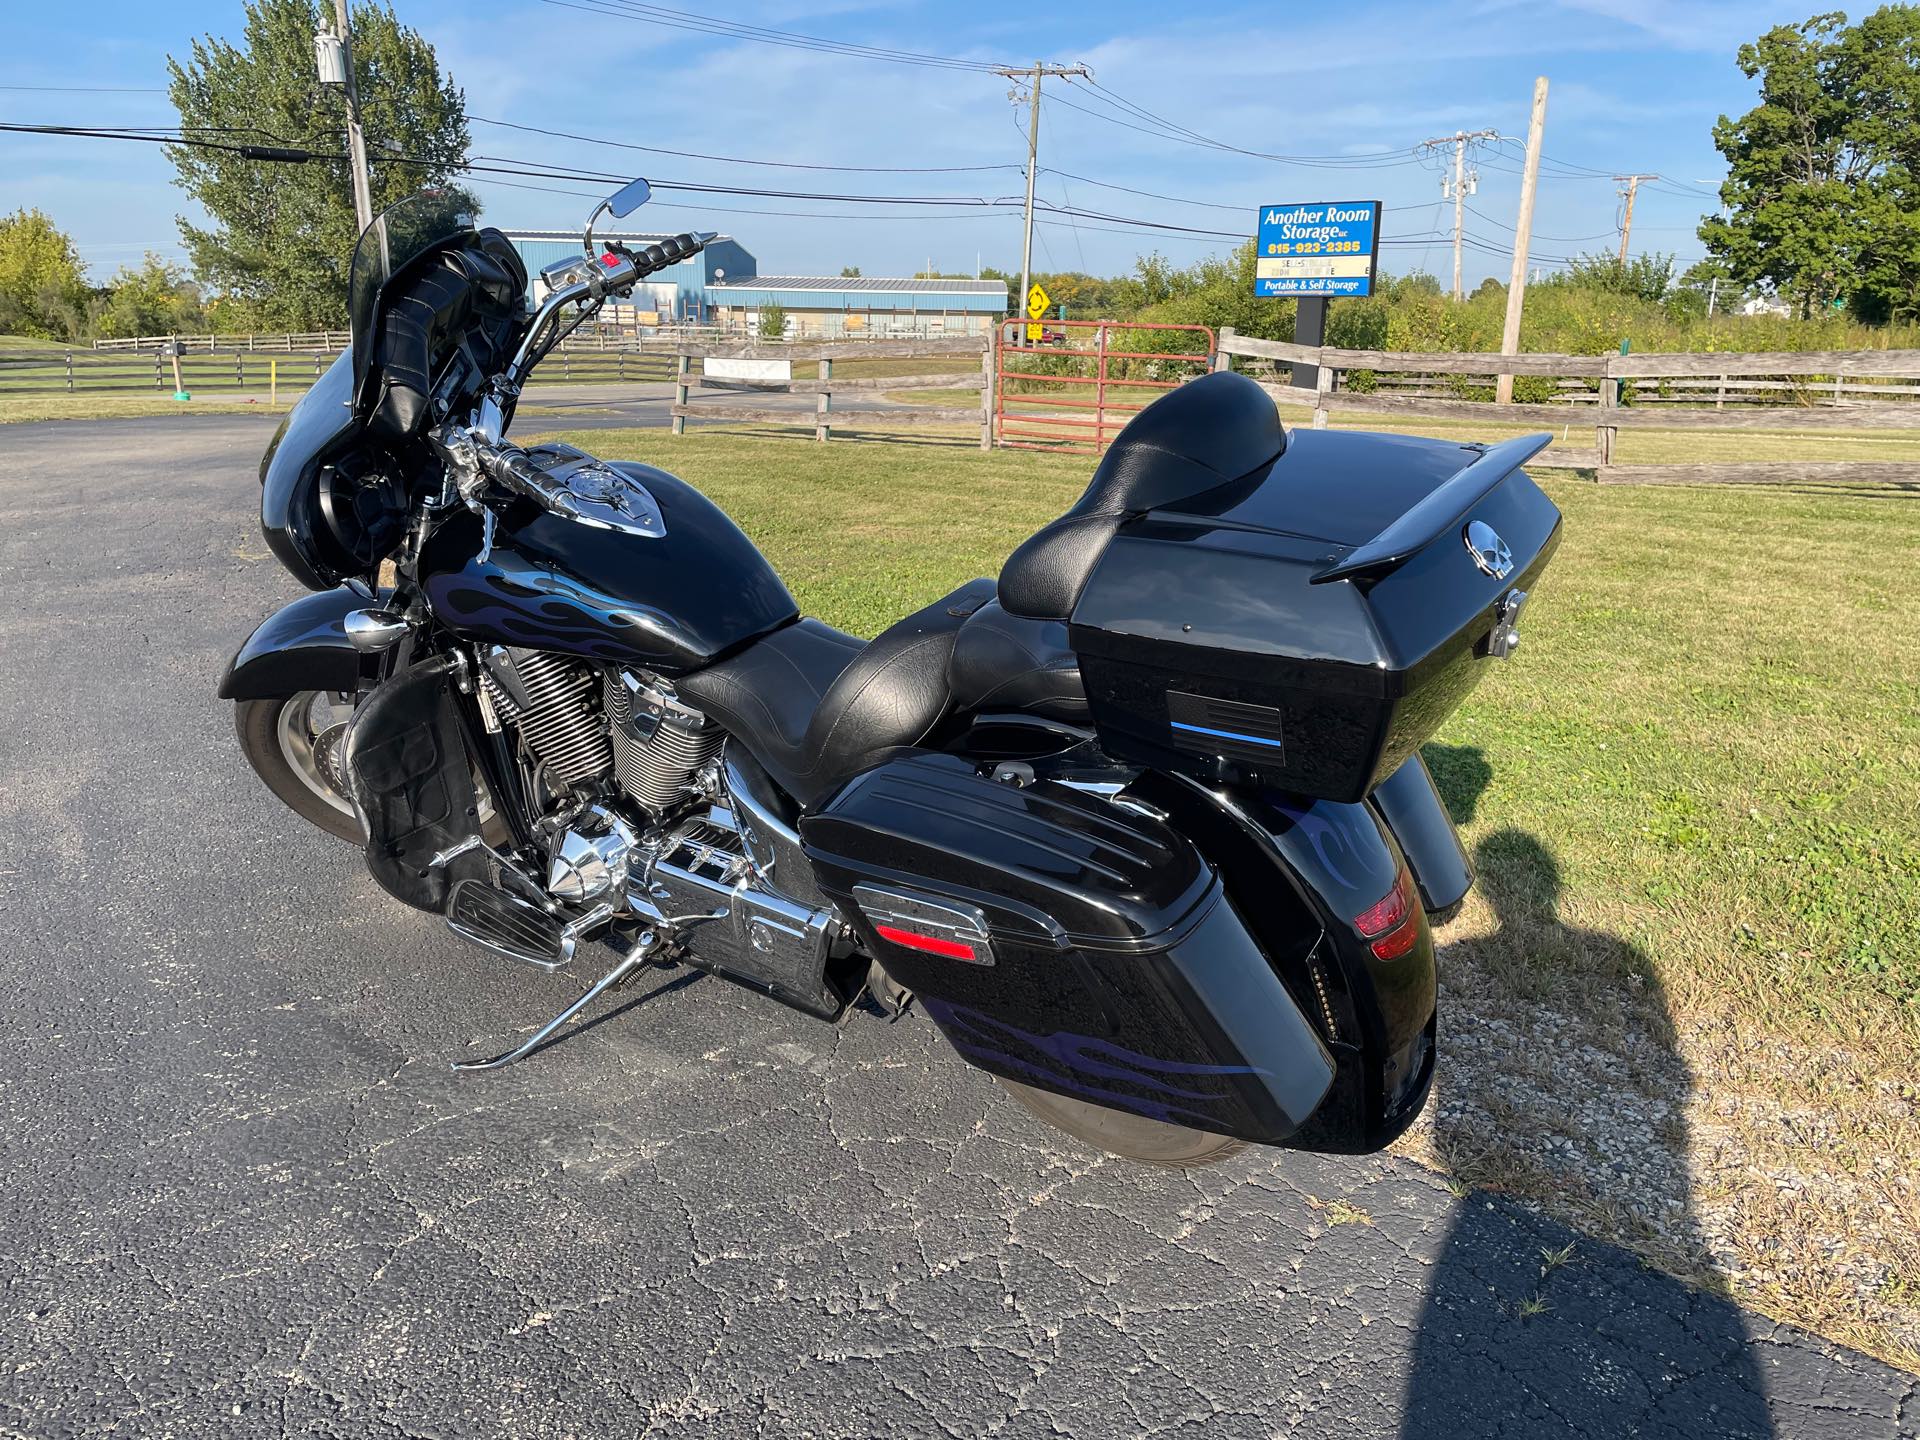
[{"xmin": 522, "ymin": 421, "xmax": 1920, "ymax": 1365}]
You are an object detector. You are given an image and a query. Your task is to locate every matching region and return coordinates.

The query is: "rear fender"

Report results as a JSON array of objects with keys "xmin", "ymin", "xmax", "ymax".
[
  {"xmin": 1369, "ymin": 752, "xmax": 1473, "ymax": 921},
  {"xmin": 217, "ymin": 585, "xmax": 374, "ymax": 700}
]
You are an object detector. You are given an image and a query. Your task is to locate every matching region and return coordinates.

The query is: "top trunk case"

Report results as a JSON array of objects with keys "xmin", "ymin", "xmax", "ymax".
[{"xmin": 1067, "ymin": 428, "xmax": 1564, "ymax": 803}]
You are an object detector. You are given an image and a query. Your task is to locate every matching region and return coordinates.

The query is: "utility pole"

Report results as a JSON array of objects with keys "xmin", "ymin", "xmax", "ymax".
[
  {"xmin": 1615, "ymin": 174, "xmax": 1657, "ymax": 266},
  {"xmin": 1421, "ymin": 129, "xmax": 1499, "ymax": 301},
  {"xmin": 326, "ymin": 0, "xmax": 375, "ymax": 235},
  {"xmin": 997, "ymin": 61, "xmax": 1089, "ymax": 344},
  {"xmin": 1495, "ymin": 77, "xmax": 1548, "ymax": 406}
]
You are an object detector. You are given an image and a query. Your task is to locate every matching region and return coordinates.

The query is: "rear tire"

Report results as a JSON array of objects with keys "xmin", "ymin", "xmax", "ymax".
[
  {"xmin": 995, "ymin": 1077, "xmax": 1247, "ymax": 1168},
  {"xmin": 235, "ymin": 693, "xmax": 363, "ymax": 843}
]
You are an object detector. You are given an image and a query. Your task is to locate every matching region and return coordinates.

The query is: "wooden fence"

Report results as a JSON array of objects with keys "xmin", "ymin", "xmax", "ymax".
[
  {"xmin": 1215, "ymin": 329, "xmax": 1920, "ymax": 486},
  {"xmin": 667, "ymin": 336, "xmax": 990, "ymax": 446}
]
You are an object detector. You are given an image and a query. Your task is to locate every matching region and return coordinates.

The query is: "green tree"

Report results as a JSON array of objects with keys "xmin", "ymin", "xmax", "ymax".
[
  {"xmin": 0, "ymin": 209, "xmax": 89, "ymax": 339},
  {"xmin": 839, "ymin": 266, "xmax": 862, "ymax": 277},
  {"xmin": 93, "ymin": 254, "xmax": 207, "ymax": 339},
  {"xmin": 1553, "ymin": 250, "xmax": 1676, "ymax": 303},
  {"xmin": 1701, "ymin": 7, "xmax": 1920, "ymax": 320},
  {"xmin": 758, "ymin": 301, "xmax": 788, "ymax": 340},
  {"xmin": 166, "ymin": 0, "xmax": 472, "ymax": 330}
]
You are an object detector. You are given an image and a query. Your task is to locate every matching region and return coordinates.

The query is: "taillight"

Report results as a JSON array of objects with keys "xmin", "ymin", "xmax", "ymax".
[{"xmin": 1353, "ymin": 866, "xmax": 1421, "ymax": 961}]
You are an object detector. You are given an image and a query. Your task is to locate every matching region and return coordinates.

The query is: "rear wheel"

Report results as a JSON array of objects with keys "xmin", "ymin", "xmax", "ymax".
[
  {"xmin": 235, "ymin": 692, "xmax": 363, "ymax": 842},
  {"xmin": 994, "ymin": 1077, "xmax": 1247, "ymax": 1168}
]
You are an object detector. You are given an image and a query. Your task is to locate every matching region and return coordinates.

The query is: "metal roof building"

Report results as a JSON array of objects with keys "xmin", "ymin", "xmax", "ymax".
[
  {"xmin": 706, "ymin": 275, "xmax": 1008, "ymax": 338},
  {"xmin": 499, "ymin": 230, "xmax": 1008, "ymax": 336}
]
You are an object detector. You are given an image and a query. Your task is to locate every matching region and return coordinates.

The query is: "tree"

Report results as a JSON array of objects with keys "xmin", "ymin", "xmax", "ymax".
[
  {"xmin": 839, "ymin": 266, "xmax": 862, "ymax": 277},
  {"xmin": 93, "ymin": 254, "xmax": 207, "ymax": 339},
  {"xmin": 758, "ymin": 301, "xmax": 788, "ymax": 340},
  {"xmin": 0, "ymin": 209, "xmax": 89, "ymax": 339},
  {"xmin": 166, "ymin": 0, "xmax": 472, "ymax": 330},
  {"xmin": 1555, "ymin": 250, "xmax": 1677, "ymax": 303},
  {"xmin": 1701, "ymin": 7, "xmax": 1920, "ymax": 320}
]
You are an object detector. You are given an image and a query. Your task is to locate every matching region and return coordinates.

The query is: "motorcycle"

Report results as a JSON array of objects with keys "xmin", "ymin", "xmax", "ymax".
[{"xmin": 221, "ymin": 179, "xmax": 1562, "ymax": 1168}]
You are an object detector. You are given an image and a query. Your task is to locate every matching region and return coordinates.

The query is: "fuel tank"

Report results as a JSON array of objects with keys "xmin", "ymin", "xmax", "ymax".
[{"xmin": 419, "ymin": 451, "xmax": 797, "ymax": 672}]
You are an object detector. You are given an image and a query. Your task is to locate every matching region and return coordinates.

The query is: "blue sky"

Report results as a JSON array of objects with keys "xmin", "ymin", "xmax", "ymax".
[{"xmin": 3, "ymin": 1, "xmax": 1802, "ymax": 286}]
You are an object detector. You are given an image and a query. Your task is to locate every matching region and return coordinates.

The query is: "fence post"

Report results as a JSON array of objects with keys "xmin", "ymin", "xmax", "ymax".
[
  {"xmin": 65, "ymin": 351, "xmax": 73, "ymax": 393},
  {"xmin": 1214, "ymin": 326, "xmax": 1235, "ymax": 374},
  {"xmin": 673, "ymin": 350, "xmax": 689, "ymax": 436},
  {"xmin": 1313, "ymin": 364, "xmax": 1332, "ymax": 429},
  {"xmin": 816, "ymin": 356, "xmax": 832, "ymax": 442},
  {"xmin": 1597, "ymin": 355, "xmax": 1618, "ymax": 468},
  {"xmin": 979, "ymin": 335, "xmax": 994, "ymax": 451}
]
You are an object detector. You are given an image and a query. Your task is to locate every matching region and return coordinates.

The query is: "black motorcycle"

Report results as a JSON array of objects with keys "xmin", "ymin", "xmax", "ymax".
[{"xmin": 222, "ymin": 180, "xmax": 1561, "ymax": 1167}]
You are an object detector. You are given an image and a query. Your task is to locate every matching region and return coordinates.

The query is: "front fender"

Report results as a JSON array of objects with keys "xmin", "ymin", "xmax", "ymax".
[{"xmin": 217, "ymin": 585, "xmax": 372, "ymax": 701}]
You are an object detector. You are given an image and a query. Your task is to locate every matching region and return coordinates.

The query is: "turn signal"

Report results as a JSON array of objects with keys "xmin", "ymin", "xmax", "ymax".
[{"xmin": 1353, "ymin": 866, "xmax": 1421, "ymax": 961}]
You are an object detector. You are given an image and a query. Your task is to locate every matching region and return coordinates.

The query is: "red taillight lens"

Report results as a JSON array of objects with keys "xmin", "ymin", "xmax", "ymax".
[
  {"xmin": 1353, "ymin": 866, "xmax": 1421, "ymax": 960},
  {"xmin": 874, "ymin": 923, "xmax": 977, "ymax": 962}
]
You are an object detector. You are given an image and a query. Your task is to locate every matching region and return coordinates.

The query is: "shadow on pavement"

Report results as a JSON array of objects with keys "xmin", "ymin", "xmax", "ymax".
[{"xmin": 1400, "ymin": 829, "xmax": 1775, "ymax": 1436}]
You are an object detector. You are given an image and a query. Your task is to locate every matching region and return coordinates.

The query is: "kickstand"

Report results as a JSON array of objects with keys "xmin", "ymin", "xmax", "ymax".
[{"xmin": 453, "ymin": 929, "xmax": 659, "ymax": 1072}]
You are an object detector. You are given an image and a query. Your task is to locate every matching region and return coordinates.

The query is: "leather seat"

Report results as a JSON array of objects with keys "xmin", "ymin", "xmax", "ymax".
[
  {"xmin": 679, "ymin": 579, "xmax": 995, "ymax": 807},
  {"xmin": 946, "ymin": 601, "xmax": 1087, "ymax": 724},
  {"xmin": 998, "ymin": 369, "xmax": 1287, "ymax": 621}
]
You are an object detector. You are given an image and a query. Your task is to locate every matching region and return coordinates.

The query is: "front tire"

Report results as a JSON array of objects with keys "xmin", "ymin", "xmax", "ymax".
[
  {"xmin": 235, "ymin": 693, "xmax": 363, "ymax": 842},
  {"xmin": 995, "ymin": 1077, "xmax": 1247, "ymax": 1168}
]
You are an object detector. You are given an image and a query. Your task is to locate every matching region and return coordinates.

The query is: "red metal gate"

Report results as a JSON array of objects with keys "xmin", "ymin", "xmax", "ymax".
[{"xmin": 993, "ymin": 318, "xmax": 1216, "ymax": 453}]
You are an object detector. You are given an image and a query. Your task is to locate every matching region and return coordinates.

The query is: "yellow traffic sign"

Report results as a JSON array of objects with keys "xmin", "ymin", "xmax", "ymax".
[
  {"xmin": 1025, "ymin": 322, "xmax": 1044, "ymax": 342},
  {"xmin": 1026, "ymin": 283, "xmax": 1051, "ymax": 320}
]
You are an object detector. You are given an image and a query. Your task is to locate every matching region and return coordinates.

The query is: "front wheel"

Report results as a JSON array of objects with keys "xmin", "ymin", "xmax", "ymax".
[
  {"xmin": 995, "ymin": 1077, "xmax": 1247, "ymax": 1168},
  {"xmin": 235, "ymin": 692, "xmax": 363, "ymax": 842}
]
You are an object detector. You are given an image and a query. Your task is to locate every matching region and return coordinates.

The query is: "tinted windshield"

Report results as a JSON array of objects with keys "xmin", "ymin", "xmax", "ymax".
[{"xmin": 348, "ymin": 190, "xmax": 479, "ymax": 392}]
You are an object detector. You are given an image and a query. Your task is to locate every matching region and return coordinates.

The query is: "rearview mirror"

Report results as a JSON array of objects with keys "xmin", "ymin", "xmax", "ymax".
[{"xmin": 606, "ymin": 178, "xmax": 652, "ymax": 218}]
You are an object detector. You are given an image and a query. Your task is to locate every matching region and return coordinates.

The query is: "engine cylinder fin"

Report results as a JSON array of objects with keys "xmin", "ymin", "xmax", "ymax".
[
  {"xmin": 605, "ymin": 670, "xmax": 723, "ymax": 814},
  {"xmin": 491, "ymin": 651, "xmax": 613, "ymax": 787}
]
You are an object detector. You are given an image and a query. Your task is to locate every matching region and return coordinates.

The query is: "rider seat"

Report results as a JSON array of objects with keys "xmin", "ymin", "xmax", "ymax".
[
  {"xmin": 678, "ymin": 579, "xmax": 995, "ymax": 807},
  {"xmin": 679, "ymin": 373, "xmax": 1283, "ymax": 807}
]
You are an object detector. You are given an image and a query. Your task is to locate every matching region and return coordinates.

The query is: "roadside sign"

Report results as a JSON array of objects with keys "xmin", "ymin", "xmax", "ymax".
[
  {"xmin": 1255, "ymin": 201, "xmax": 1382, "ymax": 298},
  {"xmin": 1026, "ymin": 283, "xmax": 1051, "ymax": 319},
  {"xmin": 1025, "ymin": 322, "xmax": 1044, "ymax": 342}
]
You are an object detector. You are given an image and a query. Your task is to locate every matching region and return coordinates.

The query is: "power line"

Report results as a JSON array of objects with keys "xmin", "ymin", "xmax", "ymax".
[{"xmin": 469, "ymin": 114, "xmax": 1020, "ymax": 174}]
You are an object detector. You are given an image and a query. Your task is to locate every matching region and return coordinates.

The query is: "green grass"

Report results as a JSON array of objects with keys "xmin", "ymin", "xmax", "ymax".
[
  {"xmin": 521, "ymin": 422, "xmax": 1920, "ymax": 1362},
  {"xmin": 0, "ymin": 392, "xmax": 299, "ymax": 423},
  {"xmin": 524, "ymin": 423, "xmax": 1920, "ymax": 1033},
  {"xmin": 1271, "ymin": 404, "xmax": 1920, "ymax": 466}
]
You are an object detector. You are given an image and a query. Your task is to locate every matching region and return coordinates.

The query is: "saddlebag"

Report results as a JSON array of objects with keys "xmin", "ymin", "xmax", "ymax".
[
  {"xmin": 1068, "ymin": 430, "xmax": 1563, "ymax": 803},
  {"xmin": 799, "ymin": 753, "xmax": 1336, "ymax": 1144}
]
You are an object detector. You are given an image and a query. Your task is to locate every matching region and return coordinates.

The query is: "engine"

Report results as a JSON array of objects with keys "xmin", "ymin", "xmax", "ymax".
[
  {"xmin": 477, "ymin": 648, "xmax": 719, "ymax": 818},
  {"xmin": 471, "ymin": 645, "xmax": 850, "ymax": 1014}
]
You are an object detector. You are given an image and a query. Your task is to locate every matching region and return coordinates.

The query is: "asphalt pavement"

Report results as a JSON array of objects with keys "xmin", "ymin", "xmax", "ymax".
[{"xmin": 0, "ymin": 413, "xmax": 1914, "ymax": 1439}]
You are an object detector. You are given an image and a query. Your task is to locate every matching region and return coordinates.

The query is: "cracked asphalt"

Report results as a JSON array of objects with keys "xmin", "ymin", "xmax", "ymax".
[{"xmin": 1, "ymin": 415, "xmax": 1914, "ymax": 1439}]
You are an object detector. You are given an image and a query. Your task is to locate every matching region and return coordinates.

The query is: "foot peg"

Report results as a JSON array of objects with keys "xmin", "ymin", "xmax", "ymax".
[
  {"xmin": 445, "ymin": 877, "xmax": 615, "ymax": 972},
  {"xmin": 452, "ymin": 929, "xmax": 660, "ymax": 1072}
]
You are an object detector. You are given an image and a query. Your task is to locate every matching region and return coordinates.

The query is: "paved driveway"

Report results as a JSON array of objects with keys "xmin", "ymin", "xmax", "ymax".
[{"xmin": 0, "ymin": 416, "xmax": 1913, "ymax": 1439}]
